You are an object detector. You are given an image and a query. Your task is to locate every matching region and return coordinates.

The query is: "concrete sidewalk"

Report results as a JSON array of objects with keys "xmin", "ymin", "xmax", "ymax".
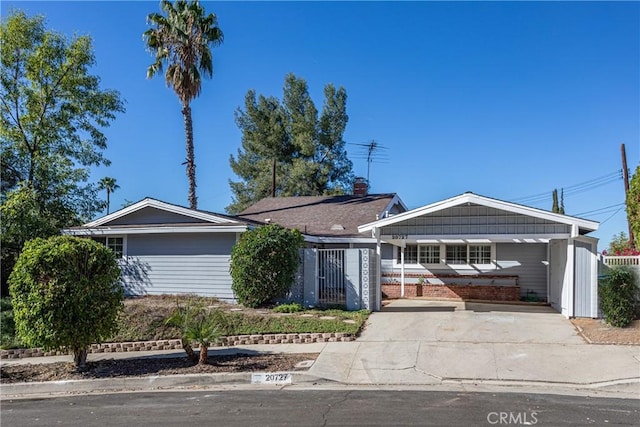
[{"xmin": 308, "ymin": 300, "xmax": 640, "ymax": 393}]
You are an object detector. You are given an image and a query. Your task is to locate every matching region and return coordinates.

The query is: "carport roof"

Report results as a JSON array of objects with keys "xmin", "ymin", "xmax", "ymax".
[{"xmin": 358, "ymin": 192, "xmax": 599, "ymax": 235}]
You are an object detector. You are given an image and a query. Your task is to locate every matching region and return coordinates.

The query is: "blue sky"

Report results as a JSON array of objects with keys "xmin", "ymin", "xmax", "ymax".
[{"xmin": 2, "ymin": 1, "xmax": 639, "ymax": 246}]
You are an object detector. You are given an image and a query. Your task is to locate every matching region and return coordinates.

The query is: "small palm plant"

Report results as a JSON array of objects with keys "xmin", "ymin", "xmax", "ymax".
[{"xmin": 165, "ymin": 299, "xmax": 223, "ymax": 364}]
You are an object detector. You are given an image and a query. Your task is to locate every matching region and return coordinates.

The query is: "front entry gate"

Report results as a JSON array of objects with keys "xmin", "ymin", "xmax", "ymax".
[{"xmin": 317, "ymin": 249, "xmax": 346, "ymax": 305}]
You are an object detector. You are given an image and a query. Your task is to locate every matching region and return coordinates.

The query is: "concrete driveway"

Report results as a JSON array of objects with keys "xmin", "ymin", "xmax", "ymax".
[
  {"xmin": 358, "ymin": 299, "xmax": 585, "ymax": 344},
  {"xmin": 309, "ymin": 299, "xmax": 640, "ymax": 389}
]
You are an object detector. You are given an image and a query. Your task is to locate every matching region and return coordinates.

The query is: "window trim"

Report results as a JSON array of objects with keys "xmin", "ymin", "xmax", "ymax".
[{"xmin": 92, "ymin": 236, "xmax": 127, "ymax": 259}]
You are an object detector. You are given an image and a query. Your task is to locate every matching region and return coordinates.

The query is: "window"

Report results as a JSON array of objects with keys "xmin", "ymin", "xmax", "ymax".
[
  {"xmin": 469, "ymin": 245, "xmax": 491, "ymax": 264},
  {"xmin": 396, "ymin": 243, "xmax": 494, "ymax": 266},
  {"xmin": 92, "ymin": 237, "xmax": 124, "ymax": 258},
  {"xmin": 419, "ymin": 245, "xmax": 440, "ymax": 264},
  {"xmin": 397, "ymin": 245, "xmax": 418, "ymax": 263},
  {"xmin": 446, "ymin": 245, "xmax": 467, "ymax": 264}
]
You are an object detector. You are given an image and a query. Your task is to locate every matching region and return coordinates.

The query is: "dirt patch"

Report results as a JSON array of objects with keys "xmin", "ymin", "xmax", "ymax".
[
  {"xmin": 0, "ymin": 353, "xmax": 318, "ymax": 384},
  {"xmin": 571, "ymin": 318, "xmax": 640, "ymax": 345}
]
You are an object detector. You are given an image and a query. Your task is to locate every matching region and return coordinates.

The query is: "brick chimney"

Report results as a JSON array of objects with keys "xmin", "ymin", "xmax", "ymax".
[{"xmin": 353, "ymin": 177, "xmax": 368, "ymax": 196}]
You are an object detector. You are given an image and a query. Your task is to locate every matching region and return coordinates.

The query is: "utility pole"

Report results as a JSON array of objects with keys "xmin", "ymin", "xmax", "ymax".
[{"xmin": 621, "ymin": 143, "xmax": 634, "ymax": 247}]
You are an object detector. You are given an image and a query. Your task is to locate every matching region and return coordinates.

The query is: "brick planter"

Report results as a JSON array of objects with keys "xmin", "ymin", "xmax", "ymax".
[{"xmin": 382, "ymin": 283, "xmax": 520, "ymax": 301}]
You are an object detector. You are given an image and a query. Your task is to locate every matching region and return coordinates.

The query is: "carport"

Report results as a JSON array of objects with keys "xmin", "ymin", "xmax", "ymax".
[{"xmin": 358, "ymin": 193, "xmax": 600, "ymax": 318}]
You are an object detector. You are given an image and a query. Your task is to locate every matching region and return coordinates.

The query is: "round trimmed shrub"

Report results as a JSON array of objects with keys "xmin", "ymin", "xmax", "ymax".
[
  {"xmin": 599, "ymin": 266, "xmax": 638, "ymax": 327},
  {"xmin": 230, "ymin": 224, "xmax": 304, "ymax": 308},
  {"xmin": 8, "ymin": 235, "xmax": 123, "ymax": 368}
]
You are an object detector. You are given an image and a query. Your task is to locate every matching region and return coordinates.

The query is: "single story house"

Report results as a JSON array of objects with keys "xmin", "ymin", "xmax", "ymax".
[
  {"xmin": 358, "ymin": 192, "xmax": 600, "ymax": 318},
  {"xmin": 65, "ymin": 191, "xmax": 601, "ymax": 318},
  {"xmin": 63, "ymin": 193, "xmax": 404, "ymax": 302}
]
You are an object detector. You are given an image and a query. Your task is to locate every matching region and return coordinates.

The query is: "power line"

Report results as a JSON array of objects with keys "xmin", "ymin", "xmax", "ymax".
[
  {"xmin": 600, "ymin": 207, "xmax": 625, "ymax": 225},
  {"xmin": 574, "ymin": 203, "xmax": 626, "ymax": 216},
  {"xmin": 512, "ymin": 170, "xmax": 622, "ymax": 204}
]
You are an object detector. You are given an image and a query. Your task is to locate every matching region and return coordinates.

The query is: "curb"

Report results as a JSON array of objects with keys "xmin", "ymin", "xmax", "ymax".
[
  {"xmin": 2, "ymin": 373, "xmax": 638, "ymax": 399},
  {"xmin": 0, "ymin": 372, "xmax": 329, "ymax": 398}
]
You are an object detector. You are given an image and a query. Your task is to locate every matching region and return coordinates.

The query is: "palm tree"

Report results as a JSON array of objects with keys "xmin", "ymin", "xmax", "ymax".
[
  {"xmin": 98, "ymin": 177, "xmax": 119, "ymax": 215},
  {"xmin": 144, "ymin": 0, "xmax": 224, "ymax": 209}
]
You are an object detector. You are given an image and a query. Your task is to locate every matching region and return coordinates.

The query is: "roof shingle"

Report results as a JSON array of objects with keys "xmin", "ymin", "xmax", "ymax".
[{"xmin": 238, "ymin": 194, "xmax": 401, "ymax": 236}]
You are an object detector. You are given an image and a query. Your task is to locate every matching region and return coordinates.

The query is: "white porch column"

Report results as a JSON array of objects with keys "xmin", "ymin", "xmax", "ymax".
[
  {"xmin": 400, "ymin": 246, "xmax": 405, "ymax": 298},
  {"xmin": 375, "ymin": 227, "xmax": 382, "ymax": 311},
  {"xmin": 565, "ymin": 237, "xmax": 575, "ymax": 318}
]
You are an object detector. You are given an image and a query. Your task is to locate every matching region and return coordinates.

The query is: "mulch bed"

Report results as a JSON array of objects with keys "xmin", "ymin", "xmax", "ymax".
[
  {"xmin": 0, "ymin": 353, "xmax": 318, "ymax": 384},
  {"xmin": 571, "ymin": 318, "xmax": 640, "ymax": 345}
]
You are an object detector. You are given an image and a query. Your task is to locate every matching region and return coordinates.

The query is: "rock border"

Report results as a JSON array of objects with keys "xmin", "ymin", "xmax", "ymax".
[{"xmin": 1, "ymin": 333, "xmax": 355, "ymax": 359}]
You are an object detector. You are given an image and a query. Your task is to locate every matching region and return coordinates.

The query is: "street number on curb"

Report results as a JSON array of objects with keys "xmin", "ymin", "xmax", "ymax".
[{"xmin": 251, "ymin": 373, "xmax": 292, "ymax": 384}]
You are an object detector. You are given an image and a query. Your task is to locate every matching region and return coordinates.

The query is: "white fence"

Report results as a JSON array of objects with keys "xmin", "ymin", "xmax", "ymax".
[{"xmin": 602, "ymin": 255, "xmax": 640, "ymax": 267}]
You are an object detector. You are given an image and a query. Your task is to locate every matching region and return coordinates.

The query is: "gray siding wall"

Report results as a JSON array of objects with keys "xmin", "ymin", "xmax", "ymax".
[
  {"xmin": 382, "ymin": 205, "xmax": 570, "ymax": 236},
  {"xmin": 495, "ymin": 243, "xmax": 547, "ymax": 300},
  {"xmin": 108, "ymin": 207, "xmax": 209, "ymax": 225},
  {"xmin": 121, "ymin": 233, "xmax": 237, "ymax": 300},
  {"xmin": 380, "ymin": 242, "xmax": 548, "ymax": 300}
]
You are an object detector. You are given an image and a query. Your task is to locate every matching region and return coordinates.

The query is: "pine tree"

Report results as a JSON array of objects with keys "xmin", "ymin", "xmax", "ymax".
[
  {"xmin": 227, "ymin": 74, "xmax": 354, "ymax": 214},
  {"xmin": 552, "ymin": 189, "xmax": 559, "ymax": 213}
]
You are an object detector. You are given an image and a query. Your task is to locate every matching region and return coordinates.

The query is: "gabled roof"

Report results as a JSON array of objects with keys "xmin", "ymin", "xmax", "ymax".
[
  {"xmin": 239, "ymin": 194, "xmax": 406, "ymax": 237},
  {"xmin": 358, "ymin": 192, "xmax": 599, "ymax": 235},
  {"xmin": 81, "ymin": 197, "xmax": 258, "ymax": 228}
]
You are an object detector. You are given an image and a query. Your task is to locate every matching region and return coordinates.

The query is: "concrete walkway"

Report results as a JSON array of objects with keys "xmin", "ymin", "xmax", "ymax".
[{"xmin": 308, "ymin": 300, "xmax": 640, "ymax": 390}]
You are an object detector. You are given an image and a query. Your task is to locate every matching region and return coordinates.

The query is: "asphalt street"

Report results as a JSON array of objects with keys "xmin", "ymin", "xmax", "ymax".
[{"xmin": 2, "ymin": 390, "xmax": 638, "ymax": 426}]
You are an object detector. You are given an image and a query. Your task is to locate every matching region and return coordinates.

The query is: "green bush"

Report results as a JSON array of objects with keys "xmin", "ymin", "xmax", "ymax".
[
  {"xmin": 230, "ymin": 224, "xmax": 304, "ymax": 308},
  {"xmin": 599, "ymin": 267, "xmax": 638, "ymax": 327},
  {"xmin": 8, "ymin": 236, "xmax": 124, "ymax": 369},
  {"xmin": 273, "ymin": 302, "xmax": 303, "ymax": 313},
  {"xmin": 0, "ymin": 298, "xmax": 23, "ymax": 349}
]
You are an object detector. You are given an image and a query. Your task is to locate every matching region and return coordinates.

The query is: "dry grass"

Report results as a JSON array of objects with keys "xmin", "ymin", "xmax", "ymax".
[{"xmin": 571, "ymin": 318, "xmax": 640, "ymax": 345}]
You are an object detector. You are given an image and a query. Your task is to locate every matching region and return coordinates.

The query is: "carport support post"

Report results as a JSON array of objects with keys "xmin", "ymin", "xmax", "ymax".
[
  {"xmin": 400, "ymin": 245, "xmax": 405, "ymax": 298},
  {"xmin": 375, "ymin": 227, "xmax": 382, "ymax": 311}
]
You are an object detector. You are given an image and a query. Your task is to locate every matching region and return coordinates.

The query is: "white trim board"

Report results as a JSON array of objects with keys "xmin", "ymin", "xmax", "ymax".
[
  {"xmin": 359, "ymin": 192, "xmax": 599, "ymax": 234},
  {"xmin": 84, "ymin": 198, "xmax": 239, "ymax": 227}
]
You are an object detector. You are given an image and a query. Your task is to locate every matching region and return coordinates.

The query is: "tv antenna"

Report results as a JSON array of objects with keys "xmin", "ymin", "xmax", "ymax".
[{"xmin": 349, "ymin": 140, "xmax": 389, "ymax": 188}]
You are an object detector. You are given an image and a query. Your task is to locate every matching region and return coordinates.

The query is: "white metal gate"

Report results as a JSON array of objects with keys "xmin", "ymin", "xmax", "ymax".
[{"xmin": 317, "ymin": 249, "xmax": 346, "ymax": 305}]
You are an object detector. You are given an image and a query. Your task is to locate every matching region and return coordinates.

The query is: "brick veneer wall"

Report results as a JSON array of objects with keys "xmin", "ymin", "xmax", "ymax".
[{"xmin": 382, "ymin": 283, "xmax": 520, "ymax": 301}]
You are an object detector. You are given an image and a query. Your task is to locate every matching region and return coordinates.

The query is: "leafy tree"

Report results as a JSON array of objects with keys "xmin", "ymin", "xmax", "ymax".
[
  {"xmin": 1, "ymin": 11, "xmax": 124, "ymax": 289},
  {"xmin": 0, "ymin": 185, "xmax": 73, "ymax": 294},
  {"xmin": 627, "ymin": 165, "xmax": 640, "ymax": 248},
  {"xmin": 230, "ymin": 224, "xmax": 304, "ymax": 308},
  {"xmin": 605, "ymin": 231, "xmax": 639, "ymax": 256},
  {"xmin": 98, "ymin": 177, "xmax": 119, "ymax": 214},
  {"xmin": 227, "ymin": 73, "xmax": 354, "ymax": 214},
  {"xmin": 8, "ymin": 236, "xmax": 123, "ymax": 369},
  {"xmin": 144, "ymin": 0, "xmax": 223, "ymax": 209}
]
